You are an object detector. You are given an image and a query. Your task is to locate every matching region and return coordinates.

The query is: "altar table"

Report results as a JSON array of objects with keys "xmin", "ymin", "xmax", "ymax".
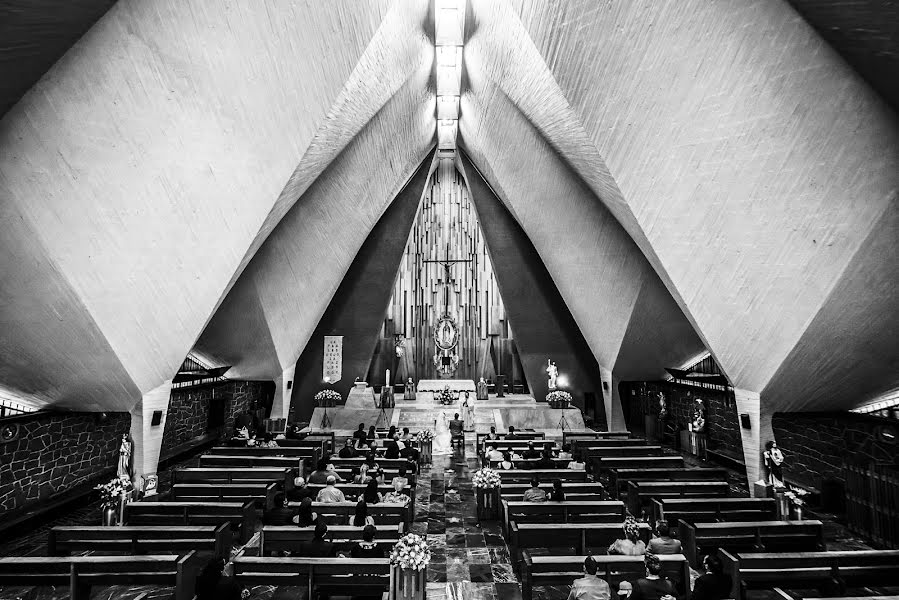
[{"xmin": 417, "ymin": 379, "xmax": 476, "ymax": 393}]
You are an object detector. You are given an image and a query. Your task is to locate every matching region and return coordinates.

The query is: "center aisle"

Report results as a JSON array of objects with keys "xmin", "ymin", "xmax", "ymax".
[{"xmin": 418, "ymin": 434, "xmax": 522, "ymax": 600}]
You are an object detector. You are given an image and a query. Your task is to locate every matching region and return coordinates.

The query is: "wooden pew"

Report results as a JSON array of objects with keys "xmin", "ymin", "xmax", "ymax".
[
  {"xmin": 0, "ymin": 553, "xmax": 197, "ymax": 600},
  {"xmin": 172, "ymin": 467, "xmax": 293, "ymax": 490},
  {"xmin": 627, "ymin": 480, "xmax": 730, "ymax": 515},
  {"xmin": 500, "ymin": 482, "xmax": 607, "ymax": 502},
  {"xmin": 125, "ymin": 501, "xmax": 255, "ymax": 544},
  {"xmin": 261, "ymin": 524, "xmax": 402, "ymax": 556},
  {"xmin": 509, "ymin": 522, "xmax": 652, "ymax": 566},
  {"xmin": 288, "ymin": 501, "xmax": 411, "ymax": 528},
  {"xmin": 501, "ymin": 500, "xmax": 625, "ymax": 537},
  {"xmin": 210, "ymin": 444, "xmax": 320, "ymax": 458},
  {"xmin": 569, "ymin": 438, "xmax": 648, "ymax": 453},
  {"xmin": 563, "ymin": 431, "xmax": 631, "ymax": 446},
  {"xmin": 305, "ymin": 483, "xmax": 416, "ymax": 515},
  {"xmin": 774, "ymin": 588, "xmax": 899, "ymax": 600},
  {"xmin": 477, "ymin": 432, "xmax": 545, "ymax": 452},
  {"xmin": 48, "ymin": 524, "xmax": 230, "ymax": 559},
  {"xmin": 521, "ymin": 552, "xmax": 690, "ymax": 600},
  {"xmin": 328, "ymin": 457, "xmax": 408, "ymax": 470},
  {"xmin": 497, "ymin": 469, "xmax": 588, "ymax": 484},
  {"xmin": 488, "ymin": 457, "xmax": 571, "ymax": 469},
  {"xmin": 199, "ymin": 454, "xmax": 304, "ymax": 472},
  {"xmin": 610, "ymin": 466, "xmax": 728, "ymax": 496},
  {"xmin": 478, "ymin": 439, "xmax": 555, "ymax": 455},
  {"xmin": 593, "ymin": 455, "xmax": 684, "ymax": 480},
  {"xmin": 651, "ymin": 497, "xmax": 777, "ymax": 528},
  {"xmin": 169, "ymin": 482, "xmax": 278, "ymax": 511},
  {"xmin": 581, "ymin": 445, "xmax": 663, "ymax": 459},
  {"xmin": 720, "ymin": 549, "xmax": 899, "ymax": 600},
  {"xmin": 680, "ymin": 520, "xmax": 826, "ymax": 568},
  {"xmin": 288, "ymin": 432, "xmax": 335, "ymax": 453},
  {"xmin": 232, "ymin": 556, "xmax": 390, "ymax": 598}
]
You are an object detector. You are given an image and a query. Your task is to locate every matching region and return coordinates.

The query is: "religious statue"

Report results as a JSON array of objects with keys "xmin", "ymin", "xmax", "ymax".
[
  {"xmin": 404, "ymin": 378, "xmax": 416, "ymax": 401},
  {"xmin": 116, "ymin": 434, "xmax": 132, "ymax": 479},
  {"xmin": 657, "ymin": 392, "xmax": 668, "ymax": 420},
  {"xmin": 546, "ymin": 359, "xmax": 558, "ymax": 390},
  {"xmin": 692, "ymin": 398, "xmax": 706, "ymax": 433},
  {"xmin": 476, "ymin": 377, "xmax": 488, "ymax": 401},
  {"xmin": 763, "ymin": 440, "xmax": 785, "ymax": 487}
]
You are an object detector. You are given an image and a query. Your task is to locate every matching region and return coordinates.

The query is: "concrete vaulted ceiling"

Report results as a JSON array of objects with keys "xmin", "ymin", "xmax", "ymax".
[{"xmin": 0, "ymin": 0, "xmax": 896, "ymax": 423}]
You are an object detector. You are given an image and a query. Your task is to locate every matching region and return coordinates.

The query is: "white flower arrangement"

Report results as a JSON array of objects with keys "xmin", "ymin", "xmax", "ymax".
[
  {"xmin": 416, "ymin": 430, "xmax": 434, "ymax": 442},
  {"xmin": 314, "ymin": 389, "xmax": 342, "ymax": 406},
  {"xmin": 438, "ymin": 388, "xmax": 455, "ymax": 405},
  {"xmin": 389, "ymin": 533, "xmax": 431, "ymax": 571},
  {"xmin": 95, "ymin": 477, "xmax": 127, "ymax": 509},
  {"xmin": 546, "ymin": 390, "xmax": 573, "ymax": 407},
  {"xmin": 382, "ymin": 491, "xmax": 411, "ymax": 506},
  {"xmin": 472, "ymin": 467, "xmax": 501, "ymax": 489}
]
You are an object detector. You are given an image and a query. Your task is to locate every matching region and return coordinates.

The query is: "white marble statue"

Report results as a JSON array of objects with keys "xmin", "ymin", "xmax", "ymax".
[
  {"xmin": 117, "ymin": 434, "xmax": 132, "ymax": 479},
  {"xmin": 546, "ymin": 359, "xmax": 558, "ymax": 390}
]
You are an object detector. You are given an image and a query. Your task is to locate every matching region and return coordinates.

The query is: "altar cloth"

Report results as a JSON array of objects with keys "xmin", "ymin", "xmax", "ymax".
[{"xmin": 417, "ymin": 379, "xmax": 476, "ymax": 393}]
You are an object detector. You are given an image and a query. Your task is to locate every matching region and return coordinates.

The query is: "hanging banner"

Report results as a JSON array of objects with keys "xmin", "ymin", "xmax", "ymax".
[{"xmin": 323, "ymin": 336, "xmax": 343, "ymax": 383}]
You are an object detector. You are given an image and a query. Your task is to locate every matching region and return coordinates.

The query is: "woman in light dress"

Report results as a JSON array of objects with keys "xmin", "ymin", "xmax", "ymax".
[{"xmin": 432, "ymin": 412, "xmax": 453, "ymax": 455}]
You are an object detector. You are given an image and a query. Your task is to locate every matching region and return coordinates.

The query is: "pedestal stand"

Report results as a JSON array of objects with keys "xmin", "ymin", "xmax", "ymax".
[
  {"xmin": 389, "ymin": 566, "xmax": 426, "ymax": 600},
  {"xmin": 476, "ymin": 487, "xmax": 501, "ymax": 522}
]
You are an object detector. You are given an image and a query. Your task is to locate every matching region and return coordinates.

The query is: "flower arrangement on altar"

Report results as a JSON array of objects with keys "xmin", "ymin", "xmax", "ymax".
[
  {"xmin": 415, "ymin": 429, "xmax": 434, "ymax": 442},
  {"xmin": 314, "ymin": 389, "xmax": 342, "ymax": 407},
  {"xmin": 95, "ymin": 477, "xmax": 127, "ymax": 510},
  {"xmin": 546, "ymin": 390, "xmax": 573, "ymax": 409},
  {"xmin": 389, "ymin": 533, "xmax": 431, "ymax": 571},
  {"xmin": 472, "ymin": 467, "xmax": 501, "ymax": 489},
  {"xmin": 438, "ymin": 388, "xmax": 455, "ymax": 406}
]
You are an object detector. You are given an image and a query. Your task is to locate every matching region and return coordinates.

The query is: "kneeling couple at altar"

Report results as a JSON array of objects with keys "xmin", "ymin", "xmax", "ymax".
[{"xmin": 431, "ymin": 412, "xmax": 464, "ymax": 455}]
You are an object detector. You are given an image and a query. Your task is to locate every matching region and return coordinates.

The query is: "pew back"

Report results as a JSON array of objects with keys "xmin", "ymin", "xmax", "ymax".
[
  {"xmin": 261, "ymin": 525, "xmax": 401, "ymax": 556},
  {"xmin": 501, "ymin": 500, "xmax": 625, "ymax": 536},
  {"xmin": 627, "ymin": 480, "xmax": 731, "ymax": 514},
  {"xmin": 680, "ymin": 520, "xmax": 825, "ymax": 568},
  {"xmin": 232, "ymin": 556, "xmax": 390, "ymax": 598},
  {"xmin": 497, "ymin": 469, "xmax": 588, "ymax": 483},
  {"xmin": 124, "ymin": 501, "xmax": 255, "ymax": 543},
  {"xmin": 172, "ymin": 467, "xmax": 292, "ymax": 490},
  {"xmin": 48, "ymin": 525, "xmax": 230, "ymax": 560},
  {"xmin": 510, "ymin": 522, "xmax": 652, "ymax": 564},
  {"xmin": 651, "ymin": 497, "xmax": 777, "ymax": 528},
  {"xmin": 170, "ymin": 482, "xmax": 278, "ymax": 511}
]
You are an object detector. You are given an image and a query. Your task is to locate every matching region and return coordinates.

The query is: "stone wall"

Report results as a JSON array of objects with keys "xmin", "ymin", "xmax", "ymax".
[
  {"xmin": 160, "ymin": 380, "xmax": 275, "ymax": 457},
  {"xmin": 772, "ymin": 411, "xmax": 899, "ymax": 488},
  {"xmin": 0, "ymin": 411, "xmax": 130, "ymax": 516},
  {"xmin": 624, "ymin": 381, "xmax": 742, "ymax": 458}
]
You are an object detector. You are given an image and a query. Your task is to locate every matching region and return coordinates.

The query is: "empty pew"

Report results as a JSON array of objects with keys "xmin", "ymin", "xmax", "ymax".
[
  {"xmin": 501, "ymin": 500, "xmax": 625, "ymax": 537},
  {"xmin": 509, "ymin": 522, "xmax": 652, "ymax": 566},
  {"xmin": 563, "ymin": 431, "xmax": 632, "ymax": 443},
  {"xmin": 210, "ymin": 444, "xmax": 321, "ymax": 458},
  {"xmin": 290, "ymin": 501, "xmax": 411, "ymax": 528},
  {"xmin": 497, "ymin": 469, "xmax": 589, "ymax": 484},
  {"xmin": 500, "ymin": 482, "xmax": 607, "ymax": 503},
  {"xmin": 651, "ymin": 497, "xmax": 777, "ymax": 528},
  {"xmin": 172, "ymin": 467, "xmax": 293, "ymax": 490},
  {"xmin": 169, "ymin": 482, "xmax": 278, "ymax": 511},
  {"xmin": 680, "ymin": 520, "xmax": 826, "ymax": 568},
  {"xmin": 232, "ymin": 556, "xmax": 390, "ymax": 598},
  {"xmin": 627, "ymin": 480, "xmax": 731, "ymax": 514},
  {"xmin": 124, "ymin": 501, "xmax": 255, "ymax": 544},
  {"xmin": 0, "ymin": 553, "xmax": 197, "ymax": 600},
  {"xmin": 521, "ymin": 552, "xmax": 690, "ymax": 600},
  {"xmin": 774, "ymin": 589, "xmax": 899, "ymax": 600},
  {"xmin": 581, "ymin": 445, "xmax": 663, "ymax": 460},
  {"xmin": 198, "ymin": 454, "xmax": 304, "ymax": 472},
  {"xmin": 261, "ymin": 524, "xmax": 402, "ymax": 556},
  {"xmin": 593, "ymin": 455, "xmax": 684, "ymax": 480},
  {"xmin": 720, "ymin": 549, "xmax": 899, "ymax": 600},
  {"xmin": 610, "ymin": 466, "xmax": 729, "ymax": 496},
  {"xmin": 48, "ymin": 525, "xmax": 230, "ymax": 559}
]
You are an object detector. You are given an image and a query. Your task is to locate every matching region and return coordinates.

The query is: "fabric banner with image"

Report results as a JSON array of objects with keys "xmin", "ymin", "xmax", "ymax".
[{"xmin": 323, "ymin": 336, "xmax": 343, "ymax": 383}]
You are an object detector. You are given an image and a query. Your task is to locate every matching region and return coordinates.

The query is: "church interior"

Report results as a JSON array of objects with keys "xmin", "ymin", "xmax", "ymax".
[{"xmin": 0, "ymin": 0, "xmax": 897, "ymax": 599}]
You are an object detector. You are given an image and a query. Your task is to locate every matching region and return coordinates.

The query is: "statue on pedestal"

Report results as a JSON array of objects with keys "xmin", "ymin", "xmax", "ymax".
[
  {"xmin": 117, "ymin": 434, "xmax": 132, "ymax": 479},
  {"xmin": 692, "ymin": 399, "xmax": 706, "ymax": 433},
  {"xmin": 404, "ymin": 378, "xmax": 416, "ymax": 401},
  {"xmin": 546, "ymin": 359, "xmax": 558, "ymax": 390},
  {"xmin": 764, "ymin": 440, "xmax": 785, "ymax": 487},
  {"xmin": 476, "ymin": 377, "xmax": 488, "ymax": 401}
]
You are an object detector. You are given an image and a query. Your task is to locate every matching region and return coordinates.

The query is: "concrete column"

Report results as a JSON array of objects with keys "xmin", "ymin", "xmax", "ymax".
[
  {"xmin": 271, "ymin": 365, "xmax": 296, "ymax": 421},
  {"xmin": 598, "ymin": 366, "xmax": 627, "ymax": 432},
  {"xmin": 129, "ymin": 379, "xmax": 173, "ymax": 496},
  {"xmin": 733, "ymin": 387, "xmax": 774, "ymax": 495}
]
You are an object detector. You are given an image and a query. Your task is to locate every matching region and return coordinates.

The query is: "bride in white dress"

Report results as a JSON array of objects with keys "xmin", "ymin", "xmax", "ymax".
[{"xmin": 432, "ymin": 411, "xmax": 453, "ymax": 455}]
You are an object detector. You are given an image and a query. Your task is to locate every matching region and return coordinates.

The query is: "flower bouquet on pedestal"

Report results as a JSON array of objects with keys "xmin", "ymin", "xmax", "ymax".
[
  {"xmin": 546, "ymin": 390, "xmax": 572, "ymax": 409},
  {"xmin": 389, "ymin": 533, "xmax": 429, "ymax": 600},
  {"xmin": 438, "ymin": 388, "xmax": 455, "ymax": 406},
  {"xmin": 95, "ymin": 477, "xmax": 127, "ymax": 526},
  {"xmin": 472, "ymin": 467, "xmax": 502, "ymax": 521},
  {"xmin": 314, "ymin": 389, "xmax": 342, "ymax": 407},
  {"xmin": 415, "ymin": 430, "xmax": 433, "ymax": 465}
]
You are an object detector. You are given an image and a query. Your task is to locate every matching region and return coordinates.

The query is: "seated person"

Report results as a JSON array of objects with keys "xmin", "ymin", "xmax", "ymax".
[
  {"xmin": 504, "ymin": 425, "xmax": 520, "ymax": 440},
  {"xmin": 486, "ymin": 445, "xmax": 504, "ymax": 462},
  {"xmin": 523, "ymin": 441, "xmax": 541, "ymax": 459},
  {"xmin": 309, "ymin": 458, "xmax": 343, "ymax": 484},
  {"xmin": 298, "ymin": 521, "xmax": 335, "ymax": 557},
  {"xmin": 449, "ymin": 413, "xmax": 464, "ymax": 439},
  {"xmin": 566, "ymin": 555, "xmax": 611, "ymax": 600},
  {"xmin": 535, "ymin": 449, "xmax": 556, "ymax": 469},
  {"xmin": 608, "ymin": 517, "xmax": 646, "ymax": 556},
  {"xmin": 617, "ymin": 581, "xmax": 633, "ymax": 598},
  {"xmin": 567, "ymin": 457, "xmax": 586, "ymax": 470},
  {"xmin": 547, "ymin": 479, "xmax": 566, "ymax": 502},
  {"xmin": 399, "ymin": 442, "xmax": 419, "ymax": 461},
  {"xmin": 485, "ymin": 426, "xmax": 499, "ymax": 441},
  {"xmin": 522, "ymin": 477, "xmax": 547, "ymax": 502},
  {"xmin": 557, "ymin": 443, "xmax": 573, "ymax": 460},
  {"xmin": 264, "ymin": 493, "xmax": 296, "ymax": 526},
  {"xmin": 648, "ymin": 522, "xmax": 682, "ymax": 555},
  {"xmin": 498, "ymin": 451, "xmax": 515, "ymax": 470},
  {"xmin": 400, "ymin": 427, "xmax": 413, "ymax": 442},
  {"xmin": 403, "ymin": 455, "xmax": 419, "ymax": 476},
  {"xmin": 258, "ymin": 432, "xmax": 279, "ymax": 448},
  {"xmin": 630, "ymin": 553, "xmax": 676, "ymax": 600},
  {"xmin": 338, "ymin": 438, "xmax": 358, "ymax": 458},
  {"xmin": 352, "ymin": 423, "xmax": 368, "ymax": 446},
  {"xmin": 350, "ymin": 524, "xmax": 385, "ymax": 558},
  {"xmin": 287, "ymin": 476, "xmax": 314, "ymax": 502},
  {"xmin": 385, "ymin": 440, "xmax": 401, "ymax": 459},
  {"xmin": 363, "ymin": 478, "xmax": 382, "ymax": 504},
  {"xmin": 352, "ymin": 497, "xmax": 375, "ymax": 527},
  {"xmin": 391, "ymin": 465, "xmax": 409, "ymax": 490},
  {"xmin": 690, "ymin": 554, "xmax": 732, "ymax": 600},
  {"xmin": 316, "ymin": 475, "xmax": 347, "ymax": 503},
  {"xmin": 295, "ymin": 497, "xmax": 319, "ymax": 527},
  {"xmin": 367, "ymin": 425, "xmax": 377, "ymax": 443},
  {"xmin": 354, "ymin": 463, "xmax": 374, "ymax": 484}
]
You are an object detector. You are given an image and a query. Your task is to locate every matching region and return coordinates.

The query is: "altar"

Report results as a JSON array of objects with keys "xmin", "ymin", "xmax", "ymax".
[{"xmin": 417, "ymin": 379, "xmax": 476, "ymax": 393}]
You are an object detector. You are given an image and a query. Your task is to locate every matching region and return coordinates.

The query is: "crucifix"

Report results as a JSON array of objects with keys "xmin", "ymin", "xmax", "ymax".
[{"xmin": 423, "ymin": 242, "xmax": 471, "ymax": 314}]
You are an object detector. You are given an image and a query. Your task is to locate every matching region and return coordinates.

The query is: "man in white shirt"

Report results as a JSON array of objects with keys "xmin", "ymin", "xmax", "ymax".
[
  {"xmin": 568, "ymin": 556, "xmax": 611, "ymax": 600},
  {"xmin": 315, "ymin": 475, "xmax": 346, "ymax": 503},
  {"xmin": 486, "ymin": 446, "xmax": 504, "ymax": 462}
]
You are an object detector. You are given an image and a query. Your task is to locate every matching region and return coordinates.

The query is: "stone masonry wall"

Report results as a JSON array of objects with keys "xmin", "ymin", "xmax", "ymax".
[
  {"xmin": 0, "ymin": 411, "xmax": 130, "ymax": 516},
  {"xmin": 772, "ymin": 411, "xmax": 899, "ymax": 488}
]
